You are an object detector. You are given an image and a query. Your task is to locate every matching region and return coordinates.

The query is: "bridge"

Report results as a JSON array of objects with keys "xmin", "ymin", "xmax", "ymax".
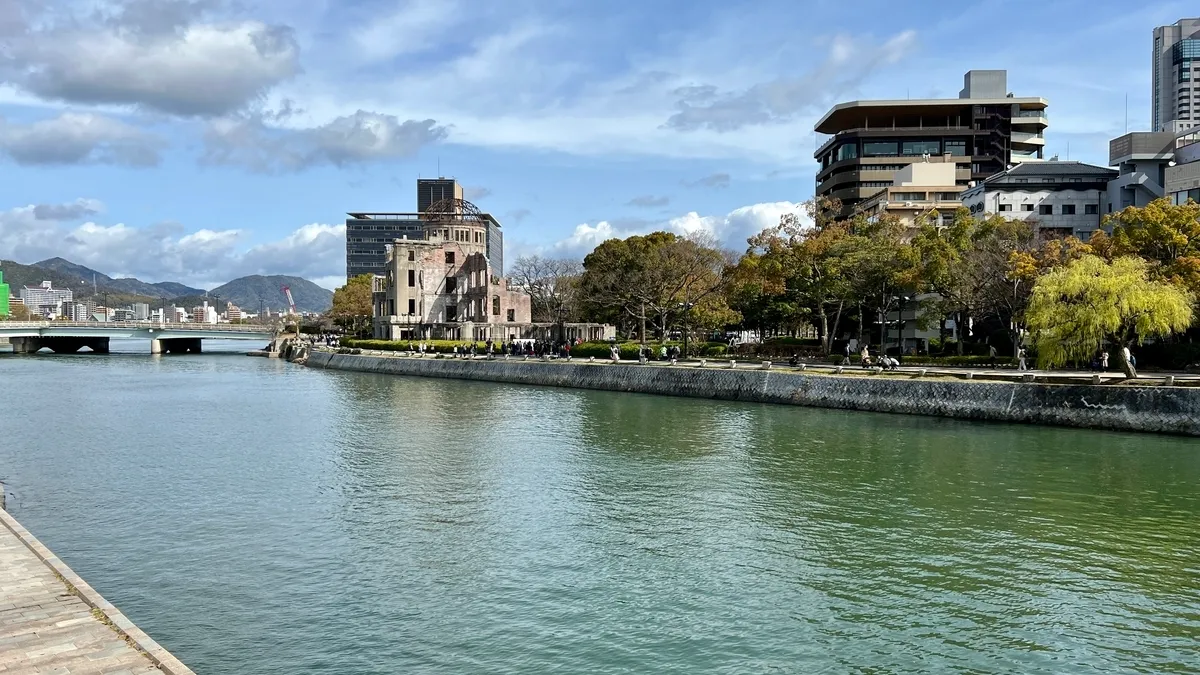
[{"xmin": 0, "ymin": 321, "xmax": 276, "ymax": 354}]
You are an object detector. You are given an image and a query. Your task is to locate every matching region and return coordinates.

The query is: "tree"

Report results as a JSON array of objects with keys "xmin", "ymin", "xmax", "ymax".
[
  {"xmin": 579, "ymin": 231, "xmax": 735, "ymax": 341},
  {"xmin": 330, "ymin": 274, "xmax": 374, "ymax": 336},
  {"xmin": 1026, "ymin": 255, "xmax": 1193, "ymax": 378},
  {"xmin": 509, "ymin": 256, "xmax": 583, "ymax": 322},
  {"xmin": 1104, "ymin": 197, "xmax": 1200, "ymax": 294},
  {"xmin": 4, "ymin": 304, "xmax": 33, "ymax": 321}
]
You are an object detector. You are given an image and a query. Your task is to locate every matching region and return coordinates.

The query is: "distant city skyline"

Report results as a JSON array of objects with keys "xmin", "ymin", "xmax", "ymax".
[{"xmin": 0, "ymin": 1, "xmax": 1191, "ymax": 290}]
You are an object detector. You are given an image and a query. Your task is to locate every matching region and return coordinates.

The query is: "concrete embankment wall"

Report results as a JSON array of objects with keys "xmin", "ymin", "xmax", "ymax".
[{"xmin": 306, "ymin": 351, "xmax": 1200, "ymax": 436}]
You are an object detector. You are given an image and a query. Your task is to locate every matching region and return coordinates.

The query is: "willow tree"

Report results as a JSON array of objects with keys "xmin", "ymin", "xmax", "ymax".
[{"xmin": 1026, "ymin": 255, "xmax": 1193, "ymax": 378}]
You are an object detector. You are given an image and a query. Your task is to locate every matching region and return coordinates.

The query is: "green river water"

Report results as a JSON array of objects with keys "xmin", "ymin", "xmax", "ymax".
[{"xmin": 1, "ymin": 342, "xmax": 1197, "ymax": 673}]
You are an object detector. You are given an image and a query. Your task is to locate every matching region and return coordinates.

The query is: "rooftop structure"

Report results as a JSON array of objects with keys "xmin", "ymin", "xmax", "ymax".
[{"xmin": 815, "ymin": 70, "xmax": 1048, "ymax": 217}]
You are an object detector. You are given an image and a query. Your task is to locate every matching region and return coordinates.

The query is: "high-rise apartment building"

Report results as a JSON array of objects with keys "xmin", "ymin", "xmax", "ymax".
[
  {"xmin": 814, "ymin": 70, "xmax": 1048, "ymax": 217},
  {"xmin": 417, "ymin": 178, "xmax": 464, "ymax": 213},
  {"xmin": 20, "ymin": 281, "xmax": 73, "ymax": 318},
  {"xmin": 346, "ymin": 178, "xmax": 504, "ymax": 279},
  {"xmin": 1152, "ymin": 19, "xmax": 1200, "ymax": 133}
]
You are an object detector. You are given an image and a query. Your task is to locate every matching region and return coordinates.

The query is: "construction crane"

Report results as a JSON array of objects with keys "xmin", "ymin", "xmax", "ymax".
[{"xmin": 281, "ymin": 285, "xmax": 297, "ymax": 315}]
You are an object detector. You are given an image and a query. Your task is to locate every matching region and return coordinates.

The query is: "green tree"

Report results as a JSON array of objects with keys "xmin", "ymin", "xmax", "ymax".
[
  {"xmin": 1104, "ymin": 197, "xmax": 1200, "ymax": 294},
  {"xmin": 1026, "ymin": 255, "xmax": 1193, "ymax": 378},
  {"xmin": 330, "ymin": 274, "xmax": 374, "ymax": 336},
  {"xmin": 579, "ymin": 231, "xmax": 735, "ymax": 341}
]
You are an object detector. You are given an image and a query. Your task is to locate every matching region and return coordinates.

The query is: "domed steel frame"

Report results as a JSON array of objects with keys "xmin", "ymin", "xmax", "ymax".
[{"xmin": 423, "ymin": 197, "xmax": 486, "ymax": 224}]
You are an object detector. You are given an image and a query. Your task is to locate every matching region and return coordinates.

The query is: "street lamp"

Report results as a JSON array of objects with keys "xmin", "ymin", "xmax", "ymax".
[
  {"xmin": 678, "ymin": 301, "xmax": 695, "ymax": 358},
  {"xmin": 103, "ymin": 292, "xmax": 108, "ymax": 323}
]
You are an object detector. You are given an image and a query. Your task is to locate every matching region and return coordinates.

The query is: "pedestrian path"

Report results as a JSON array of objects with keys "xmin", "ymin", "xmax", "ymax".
[{"xmin": 0, "ymin": 509, "xmax": 193, "ymax": 675}]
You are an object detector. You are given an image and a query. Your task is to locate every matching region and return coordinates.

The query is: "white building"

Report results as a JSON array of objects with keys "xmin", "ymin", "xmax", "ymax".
[
  {"xmin": 960, "ymin": 162, "xmax": 1118, "ymax": 239},
  {"xmin": 132, "ymin": 302, "xmax": 150, "ymax": 321},
  {"xmin": 1166, "ymin": 140, "xmax": 1200, "ymax": 204},
  {"xmin": 19, "ymin": 281, "xmax": 72, "ymax": 318}
]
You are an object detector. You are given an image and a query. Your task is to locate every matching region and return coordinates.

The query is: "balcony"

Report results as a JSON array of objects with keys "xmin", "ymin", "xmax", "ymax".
[{"xmin": 1011, "ymin": 131, "xmax": 1046, "ymax": 146}]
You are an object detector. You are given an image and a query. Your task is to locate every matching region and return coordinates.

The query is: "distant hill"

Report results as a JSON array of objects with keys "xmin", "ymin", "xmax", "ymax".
[
  {"xmin": 1, "ymin": 259, "xmax": 92, "ymax": 296},
  {"xmin": 104, "ymin": 277, "xmax": 205, "ymax": 299},
  {"xmin": 2, "ymin": 258, "xmax": 332, "ymax": 313},
  {"xmin": 208, "ymin": 275, "xmax": 333, "ymax": 313},
  {"xmin": 34, "ymin": 257, "xmax": 203, "ymax": 298}
]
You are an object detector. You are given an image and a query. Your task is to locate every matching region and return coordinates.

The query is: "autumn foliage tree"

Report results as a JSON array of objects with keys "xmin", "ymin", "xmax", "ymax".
[{"xmin": 330, "ymin": 274, "xmax": 374, "ymax": 336}]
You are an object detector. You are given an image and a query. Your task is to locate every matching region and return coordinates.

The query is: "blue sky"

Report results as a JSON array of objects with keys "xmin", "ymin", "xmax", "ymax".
[{"xmin": 0, "ymin": 0, "xmax": 1192, "ymax": 289}]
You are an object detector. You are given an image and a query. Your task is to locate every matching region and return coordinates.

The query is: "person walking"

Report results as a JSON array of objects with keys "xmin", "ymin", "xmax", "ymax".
[
  {"xmin": 1017, "ymin": 347, "xmax": 1028, "ymax": 371},
  {"xmin": 988, "ymin": 344, "xmax": 997, "ymax": 368},
  {"xmin": 860, "ymin": 345, "xmax": 870, "ymax": 368},
  {"xmin": 610, "ymin": 343, "xmax": 620, "ymax": 363},
  {"xmin": 841, "ymin": 342, "xmax": 852, "ymax": 366},
  {"xmin": 1100, "ymin": 351, "xmax": 1109, "ymax": 371}
]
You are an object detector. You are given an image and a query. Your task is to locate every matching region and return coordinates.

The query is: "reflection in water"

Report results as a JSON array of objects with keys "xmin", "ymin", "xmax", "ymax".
[{"xmin": 1, "ymin": 355, "xmax": 1198, "ymax": 674}]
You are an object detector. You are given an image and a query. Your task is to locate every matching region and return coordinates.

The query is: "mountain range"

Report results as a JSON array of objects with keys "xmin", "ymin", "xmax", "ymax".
[{"xmin": 1, "ymin": 258, "xmax": 334, "ymax": 313}]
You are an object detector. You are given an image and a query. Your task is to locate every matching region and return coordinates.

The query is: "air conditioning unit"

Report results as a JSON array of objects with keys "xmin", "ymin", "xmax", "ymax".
[{"xmin": 904, "ymin": 201, "xmax": 915, "ymax": 207}]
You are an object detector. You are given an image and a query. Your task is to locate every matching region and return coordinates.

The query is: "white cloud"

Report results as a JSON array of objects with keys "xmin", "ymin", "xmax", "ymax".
[
  {"xmin": 0, "ymin": 113, "xmax": 164, "ymax": 166},
  {"xmin": 202, "ymin": 110, "xmax": 446, "ymax": 172},
  {"xmin": 0, "ymin": 202, "xmax": 347, "ymax": 289},
  {"xmin": 545, "ymin": 201, "xmax": 805, "ymax": 257},
  {"xmin": 4, "ymin": 4, "xmax": 300, "ymax": 116}
]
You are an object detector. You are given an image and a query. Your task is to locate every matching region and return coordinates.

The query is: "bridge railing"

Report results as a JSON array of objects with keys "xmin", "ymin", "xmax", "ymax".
[{"xmin": 0, "ymin": 321, "xmax": 276, "ymax": 332}]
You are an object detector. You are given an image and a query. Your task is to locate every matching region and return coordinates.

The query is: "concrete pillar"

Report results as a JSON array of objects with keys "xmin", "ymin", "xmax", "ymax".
[
  {"xmin": 151, "ymin": 339, "xmax": 163, "ymax": 355},
  {"xmin": 10, "ymin": 337, "xmax": 43, "ymax": 354}
]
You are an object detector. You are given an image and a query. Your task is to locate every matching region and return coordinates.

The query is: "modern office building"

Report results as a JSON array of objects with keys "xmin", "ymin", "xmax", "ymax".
[
  {"xmin": 852, "ymin": 160, "xmax": 963, "ymax": 228},
  {"xmin": 960, "ymin": 162, "xmax": 1117, "ymax": 239},
  {"xmin": 417, "ymin": 178, "xmax": 464, "ymax": 213},
  {"xmin": 1106, "ymin": 131, "xmax": 1175, "ymax": 212},
  {"xmin": 132, "ymin": 302, "xmax": 150, "ymax": 321},
  {"xmin": 347, "ymin": 178, "xmax": 504, "ymax": 279},
  {"xmin": 1152, "ymin": 18, "xmax": 1200, "ymax": 134},
  {"xmin": 815, "ymin": 70, "xmax": 1048, "ymax": 217}
]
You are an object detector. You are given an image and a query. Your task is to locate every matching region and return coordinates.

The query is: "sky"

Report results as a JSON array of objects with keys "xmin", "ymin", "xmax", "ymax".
[{"xmin": 0, "ymin": 0, "xmax": 1192, "ymax": 290}]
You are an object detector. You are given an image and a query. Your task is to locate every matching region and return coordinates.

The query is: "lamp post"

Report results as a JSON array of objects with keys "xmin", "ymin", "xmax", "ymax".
[
  {"xmin": 102, "ymin": 292, "xmax": 108, "ymax": 323},
  {"xmin": 213, "ymin": 294, "xmax": 219, "ymax": 325},
  {"xmin": 678, "ymin": 301, "xmax": 695, "ymax": 358}
]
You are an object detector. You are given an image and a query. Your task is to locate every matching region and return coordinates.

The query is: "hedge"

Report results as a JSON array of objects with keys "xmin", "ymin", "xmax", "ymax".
[{"xmin": 341, "ymin": 338, "xmax": 485, "ymax": 353}]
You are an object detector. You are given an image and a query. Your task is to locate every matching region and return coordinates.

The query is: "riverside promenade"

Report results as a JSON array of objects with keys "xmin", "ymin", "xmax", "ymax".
[{"xmin": 0, "ymin": 509, "xmax": 193, "ymax": 675}]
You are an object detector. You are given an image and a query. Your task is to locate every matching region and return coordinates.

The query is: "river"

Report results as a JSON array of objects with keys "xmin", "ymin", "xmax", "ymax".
[{"xmin": 1, "ymin": 343, "xmax": 1198, "ymax": 673}]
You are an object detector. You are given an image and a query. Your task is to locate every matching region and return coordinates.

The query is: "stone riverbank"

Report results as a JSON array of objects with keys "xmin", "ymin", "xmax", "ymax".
[
  {"xmin": 0, "ymin": 508, "xmax": 195, "ymax": 674},
  {"xmin": 306, "ymin": 350, "xmax": 1200, "ymax": 436}
]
